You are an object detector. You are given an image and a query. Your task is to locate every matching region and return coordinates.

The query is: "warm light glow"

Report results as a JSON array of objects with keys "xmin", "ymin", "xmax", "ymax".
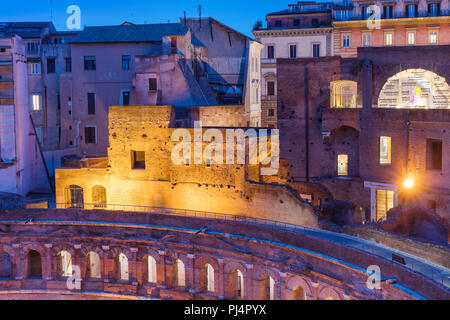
[{"xmin": 403, "ymin": 178, "xmax": 414, "ymax": 189}]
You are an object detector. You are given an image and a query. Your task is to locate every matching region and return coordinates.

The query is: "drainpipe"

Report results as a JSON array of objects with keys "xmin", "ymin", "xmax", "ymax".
[{"xmin": 304, "ymin": 65, "xmax": 310, "ymax": 181}]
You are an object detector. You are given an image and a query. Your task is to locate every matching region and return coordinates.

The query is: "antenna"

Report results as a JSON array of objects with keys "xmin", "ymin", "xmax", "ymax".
[
  {"xmin": 198, "ymin": 4, "xmax": 202, "ymax": 28},
  {"xmin": 50, "ymin": 0, "xmax": 53, "ymax": 22},
  {"xmin": 184, "ymin": 10, "xmax": 187, "ymax": 25}
]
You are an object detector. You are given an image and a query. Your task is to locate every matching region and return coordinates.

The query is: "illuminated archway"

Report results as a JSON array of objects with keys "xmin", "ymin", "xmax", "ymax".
[
  {"xmin": 378, "ymin": 69, "xmax": 450, "ymax": 109},
  {"xmin": 330, "ymin": 80, "xmax": 358, "ymax": 108}
]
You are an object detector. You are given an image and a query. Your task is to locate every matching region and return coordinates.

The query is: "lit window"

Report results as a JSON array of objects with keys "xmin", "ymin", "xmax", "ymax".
[
  {"xmin": 342, "ymin": 34, "xmax": 350, "ymax": 48},
  {"xmin": 407, "ymin": 31, "xmax": 415, "ymax": 45},
  {"xmin": 429, "ymin": 31, "xmax": 438, "ymax": 44},
  {"xmin": 337, "ymin": 154, "xmax": 348, "ymax": 176},
  {"xmin": 379, "ymin": 136, "xmax": 391, "ymax": 165},
  {"xmin": 330, "ymin": 80, "xmax": 357, "ymax": 108},
  {"xmin": 363, "ymin": 33, "xmax": 371, "ymax": 47},
  {"xmin": 385, "ymin": 32, "xmax": 393, "ymax": 46},
  {"xmin": 376, "ymin": 189, "xmax": 394, "ymax": 221},
  {"xmin": 31, "ymin": 94, "xmax": 41, "ymax": 111}
]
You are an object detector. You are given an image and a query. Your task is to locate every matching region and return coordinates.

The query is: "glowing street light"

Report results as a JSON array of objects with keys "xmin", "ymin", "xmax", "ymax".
[{"xmin": 403, "ymin": 178, "xmax": 414, "ymax": 189}]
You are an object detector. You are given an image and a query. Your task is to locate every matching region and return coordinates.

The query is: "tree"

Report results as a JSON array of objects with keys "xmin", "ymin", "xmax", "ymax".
[{"xmin": 253, "ymin": 20, "xmax": 263, "ymax": 31}]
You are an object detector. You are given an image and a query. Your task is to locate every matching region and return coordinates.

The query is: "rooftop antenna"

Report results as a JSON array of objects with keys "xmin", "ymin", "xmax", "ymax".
[
  {"xmin": 198, "ymin": 4, "xmax": 202, "ymax": 28},
  {"xmin": 50, "ymin": 0, "xmax": 53, "ymax": 22},
  {"xmin": 184, "ymin": 10, "xmax": 187, "ymax": 25}
]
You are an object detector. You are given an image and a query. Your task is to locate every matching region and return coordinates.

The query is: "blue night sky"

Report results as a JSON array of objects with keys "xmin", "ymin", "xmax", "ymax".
[{"xmin": 0, "ymin": 0, "xmax": 331, "ymax": 37}]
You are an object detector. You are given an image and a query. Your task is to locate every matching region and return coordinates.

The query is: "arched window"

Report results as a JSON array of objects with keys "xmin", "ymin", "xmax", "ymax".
[
  {"xmin": 200, "ymin": 263, "xmax": 215, "ymax": 293},
  {"xmin": 228, "ymin": 269, "xmax": 244, "ymax": 299},
  {"xmin": 173, "ymin": 259, "xmax": 185, "ymax": 288},
  {"xmin": 260, "ymin": 274, "xmax": 275, "ymax": 300},
  {"xmin": 65, "ymin": 185, "xmax": 84, "ymax": 208},
  {"xmin": 92, "ymin": 186, "xmax": 107, "ymax": 208},
  {"xmin": 293, "ymin": 286, "xmax": 306, "ymax": 300},
  {"xmin": 115, "ymin": 253, "xmax": 129, "ymax": 281},
  {"xmin": 0, "ymin": 252, "xmax": 11, "ymax": 278},
  {"xmin": 147, "ymin": 256, "xmax": 157, "ymax": 284},
  {"xmin": 56, "ymin": 250, "xmax": 73, "ymax": 277},
  {"xmin": 86, "ymin": 252, "xmax": 101, "ymax": 279},
  {"xmin": 330, "ymin": 80, "xmax": 358, "ymax": 108},
  {"xmin": 27, "ymin": 250, "xmax": 42, "ymax": 279}
]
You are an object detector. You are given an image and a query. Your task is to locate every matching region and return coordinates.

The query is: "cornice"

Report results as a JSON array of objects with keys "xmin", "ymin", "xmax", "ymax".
[
  {"xmin": 334, "ymin": 16, "xmax": 450, "ymax": 28},
  {"xmin": 253, "ymin": 27, "xmax": 333, "ymax": 38}
]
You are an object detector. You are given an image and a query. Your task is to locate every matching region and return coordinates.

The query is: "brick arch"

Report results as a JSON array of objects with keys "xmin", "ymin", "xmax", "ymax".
[
  {"xmin": 0, "ymin": 245, "xmax": 16, "ymax": 258},
  {"xmin": 80, "ymin": 246, "xmax": 104, "ymax": 258},
  {"xmin": 108, "ymin": 247, "xmax": 133, "ymax": 260},
  {"xmin": 252, "ymin": 265, "xmax": 281, "ymax": 284},
  {"xmin": 137, "ymin": 248, "xmax": 161, "ymax": 263},
  {"xmin": 223, "ymin": 261, "xmax": 248, "ymax": 277},
  {"xmin": 193, "ymin": 255, "xmax": 220, "ymax": 271},
  {"xmin": 52, "ymin": 245, "xmax": 76, "ymax": 257},
  {"xmin": 165, "ymin": 251, "xmax": 188, "ymax": 266},
  {"xmin": 22, "ymin": 244, "xmax": 45, "ymax": 257},
  {"xmin": 285, "ymin": 275, "xmax": 313, "ymax": 300},
  {"xmin": 318, "ymin": 285, "xmax": 343, "ymax": 300}
]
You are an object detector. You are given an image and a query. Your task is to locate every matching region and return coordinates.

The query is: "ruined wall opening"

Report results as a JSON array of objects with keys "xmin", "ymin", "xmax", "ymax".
[
  {"xmin": 85, "ymin": 252, "xmax": 101, "ymax": 279},
  {"xmin": 330, "ymin": 80, "xmax": 358, "ymax": 108},
  {"xmin": 377, "ymin": 69, "xmax": 450, "ymax": 109},
  {"xmin": 0, "ymin": 252, "xmax": 11, "ymax": 278},
  {"xmin": 114, "ymin": 253, "xmax": 129, "ymax": 282},
  {"xmin": 329, "ymin": 126, "xmax": 360, "ymax": 177},
  {"xmin": 56, "ymin": 250, "xmax": 73, "ymax": 278},
  {"xmin": 200, "ymin": 263, "xmax": 215, "ymax": 293},
  {"xmin": 293, "ymin": 286, "xmax": 306, "ymax": 300},
  {"xmin": 260, "ymin": 274, "xmax": 275, "ymax": 300},
  {"xmin": 92, "ymin": 186, "xmax": 107, "ymax": 208},
  {"xmin": 27, "ymin": 250, "xmax": 42, "ymax": 279},
  {"xmin": 227, "ymin": 269, "xmax": 244, "ymax": 299},
  {"xmin": 65, "ymin": 185, "xmax": 84, "ymax": 208}
]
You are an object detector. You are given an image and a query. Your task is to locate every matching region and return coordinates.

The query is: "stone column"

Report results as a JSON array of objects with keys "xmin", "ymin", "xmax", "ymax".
[
  {"xmin": 130, "ymin": 247, "xmax": 138, "ymax": 285},
  {"xmin": 12, "ymin": 244, "xmax": 22, "ymax": 280},
  {"xmin": 157, "ymin": 250, "xmax": 167, "ymax": 289},
  {"xmin": 73, "ymin": 244, "xmax": 82, "ymax": 286},
  {"xmin": 245, "ymin": 263, "xmax": 253, "ymax": 300},
  {"xmin": 217, "ymin": 258, "xmax": 225, "ymax": 299},
  {"xmin": 102, "ymin": 245, "xmax": 110, "ymax": 283},
  {"xmin": 44, "ymin": 243, "xmax": 53, "ymax": 281},
  {"xmin": 311, "ymin": 281, "xmax": 319, "ymax": 300},
  {"xmin": 279, "ymin": 271, "xmax": 287, "ymax": 300},
  {"xmin": 187, "ymin": 254, "xmax": 195, "ymax": 294}
]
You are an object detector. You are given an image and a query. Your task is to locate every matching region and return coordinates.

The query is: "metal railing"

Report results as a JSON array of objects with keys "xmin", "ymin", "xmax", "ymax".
[{"xmin": 4, "ymin": 200, "xmax": 450, "ymax": 289}]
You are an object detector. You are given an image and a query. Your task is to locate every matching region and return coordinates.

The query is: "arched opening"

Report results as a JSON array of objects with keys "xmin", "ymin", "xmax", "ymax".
[
  {"xmin": 144, "ymin": 255, "xmax": 157, "ymax": 284},
  {"xmin": 378, "ymin": 69, "xmax": 450, "ymax": 109},
  {"xmin": 330, "ymin": 80, "xmax": 358, "ymax": 108},
  {"xmin": 85, "ymin": 252, "xmax": 101, "ymax": 279},
  {"xmin": 56, "ymin": 250, "xmax": 73, "ymax": 278},
  {"xmin": 114, "ymin": 253, "xmax": 129, "ymax": 282},
  {"xmin": 92, "ymin": 185, "xmax": 107, "ymax": 208},
  {"xmin": 200, "ymin": 263, "xmax": 215, "ymax": 293},
  {"xmin": 293, "ymin": 286, "xmax": 306, "ymax": 300},
  {"xmin": 260, "ymin": 274, "xmax": 275, "ymax": 300},
  {"xmin": 0, "ymin": 252, "xmax": 11, "ymax": 278},
  {"xmin": 172, "ymin": 259, "xmax": 185, "ymax": 288},
  {"xmin": 228, "ymin": 269, "xmax": 244, "ymax": 299},
  {"xmin": 65, "ymin": 185, "xmax": 84, "ymax": 209},
  {"xmin": 27, "ymin": 250, "xmax": 42, "ymax": 279}
]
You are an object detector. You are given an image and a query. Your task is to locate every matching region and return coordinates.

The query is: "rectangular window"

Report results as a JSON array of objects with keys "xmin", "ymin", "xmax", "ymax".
[
  {"xmin": 87, "ymin": 93, "xmax": 96, "ymax": 115},
  {"xmin": 289, "ymin": 45, "xmax": 297, "ymax": 58},
  {"xmin": 385, "ymin": 32, "xmax": 393, "ymax": 46},
  {"xmin": 84, "ymin": 56, "xmax": 96, "ymax": 70},
  {"xmin": 275, "ymin": 20, "xmax": 282, "ymax": 27},
  {"xmin": 31, "ymin": 94, "xmax": 41, "ymax": 111},
  {"xmin": 132, "ymin": 151, "xmax": 146, "ymax": 169},
  {"xmin": 379, "ymin": 136, "xmax": 392, "ymax": 165},
  {"xmin": 122, "ymin": 55, "xmax": 131, "ymax": 70},
  {"xmin": 428, "ymin": 3, "xmax": 440, "ymax": 16},
  {"xmin": 429, "ymin": 31, "xmax": 438, "ymax": 44},
  {"xmin": 407, "ymin": 31, "xmax": 415, "ymax": 45},
  {"xmin": 65, "ymin": 58, "xmax": 72, "ymax": 72},
  {"xmin": 362, "ymin": 6, "xmax": 372, "ymax": 20},
  {"xmin": 121, "ymin": 90, "xmax": 130, "ymax": 106},
  {"xmin": 312, "ymin": 43, "xmax": 320, "ymax": 57},
  {"xmin": 267, "ymin": 81, "xmax": 275, "ymax": 96},
  {"xmin": 384, "ymin": 5, "xmax": 393, "ymax": 19},
  {"xmin": 149, "ymin": 78, "xmax": 157, "ymax": 91},
  {"xmin": 293, "ymin": 19, "xmax": 300, "ymax": 27},
  {"xmin": 29, "ymin": 62, "xmax": 40, "ymax": 74},
  {"xmin": 267, "ymin": 45, "xmax": 274, "ymax": 59},
  {"xmin": 343, "ymin": 35, "xmax": 350, "ymax": 48},
  {"xmin": 268, "ymin": 108, "xmax": 275, "ymax": 117},
  {"xmin": 27, "ymin": 42, "xmax": 38, "ymax": 53},
  {"xmin": 376, "ymin": 189, "xmax": 394, "ymax": 222},
  {"xmin": 337, "ymin": 154, "xmax": 348, "ymax": 176},
  {"xmin": 407, "ymin": 4, "xmax": 418, "ymax": 18},
  {"xmin": 84, "ymin": 126, "xmax": 97, "ymax": 144},
  {"xmin": 363, "ymin": 33, "xmax": 371, "ymax": 47},
  {"xmin": 426, "ymin": 139, "xmax": 442, "ymax": 170},
  {"xmin": 47, "ymin": 58, "xmax": 56, "ymax": 74}
]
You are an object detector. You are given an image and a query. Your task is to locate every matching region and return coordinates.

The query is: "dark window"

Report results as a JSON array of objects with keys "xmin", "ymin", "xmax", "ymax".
[
  {"xmin": 267, "ymin": 81, "xmax": 275, "ymax": 96},
  {"xmin": 149, "ymin": 78, "xmax": 157, "ymax": 91},
  {"xmin": 57, "ymin": 94, "xmax": 61, "ymax": 110},
  {"xmin": 122, "ymin": 91, "xmax": 130, "ymax": 106},
  {"xmin": 84, "ymin": 56, "xmax": 96, "ymax": 70},
  {"xmin": 312, "ymin": 18, "xmax": 319, "ymax": 27},
  {"xmin": 293, "ymin": 19, "xmax": 300, "ymax": 27},
  {"xmin": 427, "ymin": 139, "xmax": 442, "ymax": 170},
  {"xmin": 362, "ymin": 6, "xmax": 372, "ymax": 20},
  {"xmin": 428, "ymin": 3, "xmax": 440, "ymax": 16},
  {"xmin": 65, "ymin": 58, "xmax": 72, "ymax": 72},
  {"xmin": 27, "ymin": 42, "xmax": 38, "ymax": 53},
  {"xmin": 313, "ymin": 43, "xmax": 320, "ymax": 57},
  {"xmin": 87, "ymin": 93, "xmax": 95, "ymax": 115},
  {"xmin": 384, "ymin": 5, "xmax": 393, "ymax": 19},
  {"xmin": 47, "ymin": 58, "xmax": 56, "ymax": 73},
  {"xmin": 268, "ymin": 108, "xmax": 275, "ymax": 117},
  {"xmin": 0, "ymin": 48, "xmax": 5, "ymax": 53},
  {"xmin": 407, "ymin": 4, "xmax": 418, "ymax": 18},
  {"xmin": 27, "ymin": 250, "xmax": 42, "ymax": 279},
  {"xmin": 122, "ymin": 55, "xmax": 131, "ymax": 70},
  {"xmin": 132, "ymin": 151, "xmax": 146, "ymax": 169},
  {"xmin": 84, "ymin": 126, "xmax": 96, "ymax": 144},
  {"xmin": 290, "ymin": 45, "xmax": 297, "ymax": 58},
  {"xmin": 267, "ymin": 45, "xmax": 275, "ymax": 59},
  {"xmin": 275, "ymin": 20, "xmax": 282, "ymax": 27}
]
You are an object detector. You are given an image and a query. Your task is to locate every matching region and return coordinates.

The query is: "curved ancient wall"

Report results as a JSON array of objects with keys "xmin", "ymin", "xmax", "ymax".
[{"xmin": 0, "ymin": 209, "xmax": 447, "ymax": 300}]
